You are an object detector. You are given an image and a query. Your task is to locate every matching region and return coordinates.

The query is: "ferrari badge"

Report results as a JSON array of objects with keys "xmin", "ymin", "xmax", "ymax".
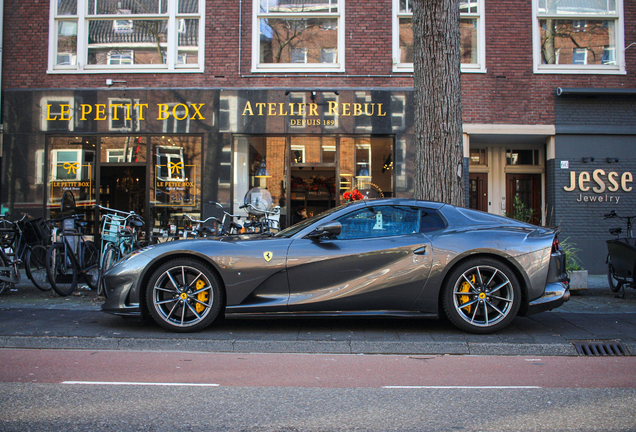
[{"xmin": 263, "ymin": 251, "xmax": 273, "ymax": 262}]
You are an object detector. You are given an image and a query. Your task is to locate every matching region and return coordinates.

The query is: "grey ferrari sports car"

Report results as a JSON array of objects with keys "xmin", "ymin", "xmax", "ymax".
[{"xmin": 102, "ymin": 198, "xmax": 570, "ymax": 334}]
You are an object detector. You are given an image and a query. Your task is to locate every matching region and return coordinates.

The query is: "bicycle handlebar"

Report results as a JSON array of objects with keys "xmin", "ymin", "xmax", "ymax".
[
  {"xmin": 239, "ymin": 203, "xmax": 280, "ymax": 215},
  {"xmin": 604, "ymin": 210, "xmax": 636, "ymax": 220},
  {"xmin": 183, "ymin": 213, "xmax": 222, "ymax": 225}
]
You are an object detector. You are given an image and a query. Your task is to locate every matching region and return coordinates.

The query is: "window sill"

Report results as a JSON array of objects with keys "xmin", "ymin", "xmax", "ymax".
[
  {"xmin": 534, "ymin": 66, "xmax": 626, "ymax": 75},
  {"xmin": 47, "ymin": 68, "xmax": 204, "ymax": 74},
  {"xmin": 392, "ymin": 65, "xmax": 487, "ymax": 74}
]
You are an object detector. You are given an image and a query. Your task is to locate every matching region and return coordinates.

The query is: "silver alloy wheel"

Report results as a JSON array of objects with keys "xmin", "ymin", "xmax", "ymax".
[
  {"xmin": 452, "ymin": 265, "xmax": 514, "ymax": 328},
  {"xmin": 151, "ymin": 264, "xmax": 215, "ymax": 328}
]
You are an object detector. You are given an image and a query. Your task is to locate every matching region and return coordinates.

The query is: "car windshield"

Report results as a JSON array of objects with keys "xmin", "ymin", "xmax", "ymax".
[{"xmin": 275, "ymin": 201, "xmax": 358, "ymax": 238}]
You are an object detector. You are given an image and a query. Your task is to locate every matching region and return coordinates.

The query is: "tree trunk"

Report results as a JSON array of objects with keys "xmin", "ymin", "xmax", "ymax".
[{"xmin": 412, "ymin": 0, "xmax": 464, "ymax": 206}]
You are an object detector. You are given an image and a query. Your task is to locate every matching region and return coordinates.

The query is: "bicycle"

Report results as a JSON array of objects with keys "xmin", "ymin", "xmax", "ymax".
[
  {"xmin": 96, "ymin": 206, "xmax": 145, "ymax": 298},
  {"xmin": 206, "ymin": 201, "xmax": 245, "ymax": 235},
  {"xmin": 46, "ymin": 214, "xmax": 100, "ymax": 296},
  {"xmin": 0, "ymin": 214, "xmax": 52, "ymax": 294},
  {"xmin": 182, "ymin": 213, "xmax": 221, "ymax": 238},
  {"xmin": 240, "ymin": 203, "xmax": 281, "ymax": 235},
  {"xmin": 603, "ymin": 210, "xmax": 636, "ymax": 296}
]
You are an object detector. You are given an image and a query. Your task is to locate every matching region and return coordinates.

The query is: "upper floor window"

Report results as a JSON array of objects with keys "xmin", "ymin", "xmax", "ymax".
[
  {"xmin": 533, "ymin": 0, "xmax": 625, "ymax": 74},
  {"xmin": 392, "ymin": 0, "xmax": 485, "ymax": 73},
  {"xmin": 48, "ymin": 0, "xmax": 204, "ymax": 74},
  {"xmin": 253, "ymin": 0, "xmax": 344, "ymax": 73}
]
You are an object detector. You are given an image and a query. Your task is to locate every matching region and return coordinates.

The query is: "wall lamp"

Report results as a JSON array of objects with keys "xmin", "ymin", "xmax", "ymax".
[
  {"xmin": 106, "ymin": 79, "xmax": 127, "ymax": 86},
  {"xmin": 606, "ymin": 157, "xmax": 619, "ymax": 163},
  {"xmin": 582, "ymin": 157, "xmax": 595, "ymax": 163}
]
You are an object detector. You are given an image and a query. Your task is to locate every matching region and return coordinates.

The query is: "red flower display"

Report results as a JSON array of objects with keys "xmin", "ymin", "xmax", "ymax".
[{"xmin": 343, "ymin": 189, "xmax": 364, "ymax": 202}]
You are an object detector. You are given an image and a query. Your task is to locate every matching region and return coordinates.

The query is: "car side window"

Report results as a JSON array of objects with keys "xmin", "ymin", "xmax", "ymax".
[
  {"xmin": 335, "ymin": 206, "xmax": 420, "ymax": 240},
  {"xmin": 420, "ymin": 209, "xmax": 446, "ymax": 233}
]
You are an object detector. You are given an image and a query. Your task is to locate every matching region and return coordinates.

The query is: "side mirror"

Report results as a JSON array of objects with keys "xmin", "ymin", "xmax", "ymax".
[{"xmin": 307, "ymin": 221, "xmax": 341, "ymax": 240}]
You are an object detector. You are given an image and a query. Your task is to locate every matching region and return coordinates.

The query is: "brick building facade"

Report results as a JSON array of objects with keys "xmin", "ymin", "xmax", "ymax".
[{"xmin": 1, "ymin": 0, "xmax": 635, "ymax": 272}]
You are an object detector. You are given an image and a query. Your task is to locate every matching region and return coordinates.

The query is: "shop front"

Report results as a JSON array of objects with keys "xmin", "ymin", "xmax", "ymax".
[{"xmin": 1, "ymin": 88, "xmax": 414, "ymax": 237}]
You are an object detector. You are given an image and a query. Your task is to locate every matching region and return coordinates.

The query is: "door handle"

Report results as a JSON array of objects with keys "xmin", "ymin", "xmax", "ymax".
[{"xmin": 413, "ymin": 246, "xmax": 427, "ymax": 255}]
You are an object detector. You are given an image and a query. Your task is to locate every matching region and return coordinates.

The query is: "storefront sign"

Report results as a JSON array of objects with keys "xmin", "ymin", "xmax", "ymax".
[
  {"xmin": 45, "ymin": 103, "xmax": 206, "ymax": 122},
  {"xmin": 155, "ymin": 165, "xmax": 199, "ymax": 207},
  {"xmin": 563, "ymin": 170, "xmax": 633, "ymax": 203},
  {"xmin": 49, "ymin": 164, "xmax": 93, "ymax": 207},
  {"xmin": 241, "ymin": 101, "xmax": 386, "ymax": 127}
]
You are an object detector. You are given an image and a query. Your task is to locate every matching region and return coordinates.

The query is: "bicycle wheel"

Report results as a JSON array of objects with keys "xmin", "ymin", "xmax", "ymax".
[
  {"xmin": 82, "ymin": 241, "xmax": 100, "ymax": 290},
  {"xmin": 46, "ymin": 243, "xmax": 77, "ymax": 296},
  {"xmin": 98, "ymin": 244, "xmax": 120, "ymax": 298},
  {"xmin": 25, "ymin": 245, "xmax": 51, "ymax": 291},
  {"xmin": 0, "ymin": 254, "xmax": 12, "ymax": 294},
  {"xmin": 608, "ymin": 262, "xmax": 624, "ymax": 293}
]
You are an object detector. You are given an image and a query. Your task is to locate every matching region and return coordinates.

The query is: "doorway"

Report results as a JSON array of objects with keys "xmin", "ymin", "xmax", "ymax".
[
  {"xmin": 469, "ymin": 173, "xmax": 488, "ymax": 212},
  {"xmin": 99, "ymin": 166, "xmax": 146, "ymax": 218},
  {"xmin": 506, "ymin": 173, "xmax": 541, "ymax": 225}
]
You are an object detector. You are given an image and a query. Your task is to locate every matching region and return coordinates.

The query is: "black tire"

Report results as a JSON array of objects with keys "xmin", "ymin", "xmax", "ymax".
[
  {"xmin": 25, "ymin": 245, "xmax": 51, "ymax": 291},
  {"xmin": 46, "ymin": 243, "xmax": 77, "ymax": 296},
  {"xmin": 99, "ymin": 244, "xmax": 120, "ymax": 298},
  {"xmin": 146, "ymin": 258, "xmax": 224, "ymax": 332},
  {"xmin": 442, "ymin": 258, "xmax": 521, "ymax": 334},
  {"xmin": 0, "ymin": 254, "xmax": 11, "ymax": 294},
  {"xmin": 82, "ymin": 241, "xmax": 100, "ymax": 290},
  {"xmin": 607, "ymin": 262, "xmax": 624, "ymax": 293}
]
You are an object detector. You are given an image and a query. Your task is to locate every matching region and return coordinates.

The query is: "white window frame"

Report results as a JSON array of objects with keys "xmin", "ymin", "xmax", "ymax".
[
  {"xmin": 35, "ymin": 150, "xmax": 45, "ymax": 185},
  {"xmin": 108, "ymin": 98, "xmax": 141, "ymax": 132},
  {"xmin": 107, "ymin": 50, "xmax": 134, "ymax": 65},
  {"xmin": 40, "ymin": 96, "xmax": 75, "ymax": 132},
  {"xmin": 392, "ymin": 0, "xmax": 486, "ymax": 73},
  {"xmin": 390, "ymin": 95, "xmax": 406, "ymax": 131},
  {"xmin": 289, "ymin": 93, "xmax": 306, "ymax": 129},
  {"xmin": 48, "ymin": 0, "xmax": 205, "ymax": 74},
  {"xmin": 252, "ymin": 0, "xmax": 345, "ymax": 73},
  {"xmin": 50, "ymin": 149, "xmax": 83, "ymax": 181},
  {"xmin": 161, "ymin": 103, "xmax": 192, "ymax": 133},
  {"xmin": 156, "ymin": 145, "xmax": 185, "ymax": 182},
  {"xmin": 532, "ymin": 0, "xmax": 625, "ymax": 74}
]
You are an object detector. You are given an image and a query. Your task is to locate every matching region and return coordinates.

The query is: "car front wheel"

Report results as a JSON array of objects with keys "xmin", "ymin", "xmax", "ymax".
[
  {"xmin": 146, "ymin": 258, "xmax": 224, "ymax": 332},
  {"xmin": 442, "ymin": 258, "xmax": 521, "ymax": 334}
]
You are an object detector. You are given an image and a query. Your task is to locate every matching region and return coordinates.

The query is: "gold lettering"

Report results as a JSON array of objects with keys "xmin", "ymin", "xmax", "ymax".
[
  {"xmin": 289, "ymin": 103, "xmax": 296, "ymax": 116},
  {"xmin": 377, "ymin": 103, "xmax": 387, "ymax": 116},
  {"xmin": 46, "ymin": 105, "xmax": 57, "ymax": 121},
  {"xmin": 365, "ymin": 103, "xmax": 375, "ymax": 116},
  {"xmin": 173, "ymin": 103, "xmax": 189, "ymax": 121},
  {"xmin": 308, "ymin": 103, "xmax": 318, "ymax": 117},
  {"xmin": 59, "ymin": 104, "xmax": 72, "ymax": 121},
  {"xmin": 157, "ymin": 104, "xmax": 170, "ymax": 121},
  {"xmin": 80, "ymin": 104, "xmax": 92, "ymax": 121},
  {"xmin": 563, "ymin": 171, "xmax": 576, "ymax": 192},
  {"xmin": 592, "ymin": 169, "xmax": 606, "ymax": 193},
  {"xmin": 353, "ymin": 104, "xmax": 363, "ymax": 116},
  {"xmin": 278, "ymin": 103, "xmax": 288, "ymax": 116},
  {"xmin": 268, "ymin": 103, "xmax": 277, "ymax": 116},
  {"xmin": 125, "ymin": 104, "xmax": 133, "ymax": 121},
  {"xmin": 242, "ymin": 101, "xmax": 254, "ymax": 116},
  {"xmin": 621, "ymin": 172, "xmax": 633, "ymax": 192},
  {"xmin": 95, "ymin": 104, "xmax": 107, "ymax": 121},
  {"xmin": 110, "ymin": 103, "xmax": 123, "ymax": 121},
  {"xmin": 328, "ymin": 101, "xmax": 339, "ymax": 116},
  {"xmin": 608, "ymin": 172, "xmax": 620, "ymax": 192},
  {"xmin": 134, "ymin": 103, "xmax": 148, "ymax": 120},
  {"xmin": 190, "ymin": 103, "xmax": 205, "ymax": 120},
  {"xmin": 255, "ymin": 103, "xmax": 266, "ymax": 115},
  {"xmin": 342, "ymin": 103, "xmax": 351, "ymax": 116},
  {"xmin": 298, "ymin": 104, "xmax": 306, "ymax": 116},
  {"xmin": 578, "ymin": 171, "xmax": 590, "ymax": 192}
]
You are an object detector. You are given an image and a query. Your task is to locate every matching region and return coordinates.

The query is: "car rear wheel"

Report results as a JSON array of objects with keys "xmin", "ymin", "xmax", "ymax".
[
  {"xmin": 442, "ymin": 258, "xmax": 521, "ymax": 334},
  {"xmin": 146, "ymin": 258, "xmax": 223, "ymax": 332}
]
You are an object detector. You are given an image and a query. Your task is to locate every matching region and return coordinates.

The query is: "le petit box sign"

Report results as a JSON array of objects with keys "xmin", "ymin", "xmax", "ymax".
[
  {"xmin": 45, "ymin": 103, "xmax": 206, "ymax": 121},
  {"xmin": 564, "ymin": 169, "xmax": 633, "ymax": 203}
]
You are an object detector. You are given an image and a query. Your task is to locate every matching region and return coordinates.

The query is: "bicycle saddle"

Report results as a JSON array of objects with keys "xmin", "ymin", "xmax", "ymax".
[{"xmin": 609, "ymin": 227, "xmax": 622, "ymax": 236}]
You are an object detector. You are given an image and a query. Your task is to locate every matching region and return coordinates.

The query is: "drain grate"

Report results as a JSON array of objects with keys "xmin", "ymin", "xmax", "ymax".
[{"xmin": 573, "ymin": 341, "xmax": 630, "ymax": 356}]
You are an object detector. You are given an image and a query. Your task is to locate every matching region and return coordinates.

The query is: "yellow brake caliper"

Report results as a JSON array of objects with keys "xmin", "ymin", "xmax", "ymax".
[
  {"xmin": 195, "ymin": 279, "xmax": 209, "ymax": 313},
  {"xmin": 458, "ymin": 274, "xmax": 476, "ymax": 313}
]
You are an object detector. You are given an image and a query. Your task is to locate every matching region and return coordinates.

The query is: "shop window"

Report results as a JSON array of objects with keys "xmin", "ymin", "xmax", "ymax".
[
  {"xmin": 49, "ymin": 0, "xmax": 204, "ymax": 73},
  {"xmin": 291, "ymin": 145, "xmax": 306, "ymax": 164},
  {"xmin": 506, "ymin": 149, "xmax": 540, "ymax": 166},
  {"xmin": 155, "ymin": 146, "xmax": 185, "ymax": 181},
  {"xmin": 253, "ymin": 0, "xmax": 344, "ymax": 72},
  {"xmin": 393, "ymin": 0, "xmax": 485, "ymax": 72},
  {"xmin": 101, "ymin": 136, "xmax": 147, "ymax": 163},
  {"xmin": 470, "ymin": 148, "xmax": 487, "ymax": 166},
  {"xmin": 534, "ymin": 0, "xmax": 624, "ymax": 74}
]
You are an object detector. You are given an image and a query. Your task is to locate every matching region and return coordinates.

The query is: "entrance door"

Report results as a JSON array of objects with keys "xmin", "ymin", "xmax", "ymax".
[
  {"xmin": 469, "ymin": 173, "xmax": 488, "ymax": 212},
  {"xmin": 506, "ymin": 174, "xmax": 541, "ymax": 225},
  {"xmin": 99, "ymin": 166, "xmax": 146, "ymax": 217}
]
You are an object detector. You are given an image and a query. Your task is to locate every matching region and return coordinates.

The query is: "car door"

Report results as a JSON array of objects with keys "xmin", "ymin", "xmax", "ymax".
[{"xmin": 286, "ymin": 205, "xmax": 433, "ymax": 312}]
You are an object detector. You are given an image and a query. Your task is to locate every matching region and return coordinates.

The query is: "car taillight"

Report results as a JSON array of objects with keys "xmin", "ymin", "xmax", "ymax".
[{"xmin": 551, "ymin": 235, "xmax": 560, "ymax": 254}]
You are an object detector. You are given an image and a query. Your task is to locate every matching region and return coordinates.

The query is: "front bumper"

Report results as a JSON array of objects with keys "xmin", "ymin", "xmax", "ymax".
[{"xmin": 525, "ymin": 281, "xmax": 570, "ymax": 316}]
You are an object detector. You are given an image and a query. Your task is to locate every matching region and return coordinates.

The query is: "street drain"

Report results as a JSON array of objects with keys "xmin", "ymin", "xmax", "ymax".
[{"xmin": 573, "ymin": 341, "xmax": 630, "ymax": 356}]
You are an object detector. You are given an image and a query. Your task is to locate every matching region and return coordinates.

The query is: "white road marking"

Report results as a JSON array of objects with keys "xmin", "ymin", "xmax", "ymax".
[
  {"xmin": 382, "ymin": 386, "xmax": 541, "ymax": 389},
  {"xmin": 62, "ymin": 381, "xmax": 220, "ymax": 387}
]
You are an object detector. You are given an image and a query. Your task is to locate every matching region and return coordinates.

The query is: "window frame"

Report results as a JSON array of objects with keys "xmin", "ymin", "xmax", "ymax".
[
  {"xmin": 532, "ymin": 0, "xmax": 625, "ymax": 74},
  {"xmin": 392, "ymin": 0, "xmax": 486, "ymax": 73},
  {"xmin": 48, "ymin": 0, "xmax": 205, "ymax": 74},
  {"xmin": 251, "ymin": 0, "xmax": 345, "ymax": 73}
]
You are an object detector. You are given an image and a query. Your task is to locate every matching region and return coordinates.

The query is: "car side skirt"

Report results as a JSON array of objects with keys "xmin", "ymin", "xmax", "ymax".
[{"xmin": 224, "ymin": 311, "xmax": 439, "ymax": 319}]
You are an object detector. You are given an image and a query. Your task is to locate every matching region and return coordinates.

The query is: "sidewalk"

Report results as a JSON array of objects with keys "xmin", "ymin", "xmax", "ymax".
[{"xmin": 0, "ymin": 275, "xmax": 635, "ymax": 356}]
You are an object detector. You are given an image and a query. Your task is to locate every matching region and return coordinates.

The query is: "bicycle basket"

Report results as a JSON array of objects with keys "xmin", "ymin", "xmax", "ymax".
[
  {"xmin": 22, "ymin": 218, "xmax": 49, "ymax": 246},
  {"xmin": 102, "ymin": 214, "xmax": 126, "ymax": 243}
]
